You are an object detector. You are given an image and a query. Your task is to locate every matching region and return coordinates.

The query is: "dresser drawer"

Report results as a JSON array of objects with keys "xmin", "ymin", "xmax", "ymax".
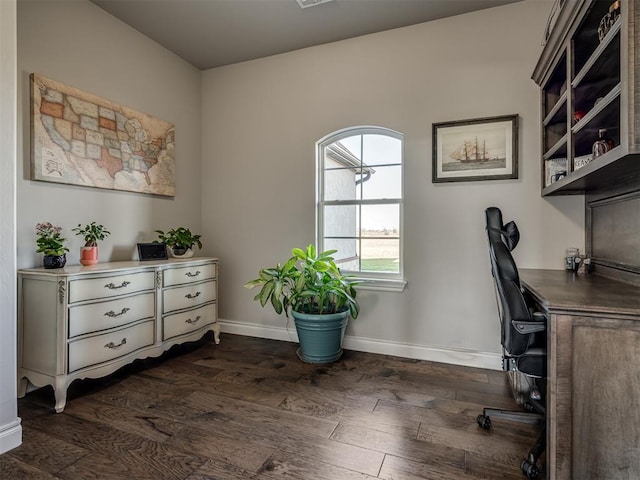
[
  {"xmin": 163, "ymin": 303, "xmax": 217, "ymax": 340},
  {"xmin": 163, "ymin": 263, "xmax": 216, "ymax": 287},
  {"xmin": 68, "ymin": 291, "xmax": 155, "ymax": 338},
  {"xmin": 69, "ymin": 271, "xmax": 155, "ymax": 304},
  {"xmin": 163, "ymin": 280, "xmax": 216, "ymax": 313},
  {"xmin": 67, "ymin": 320, "xmax": 154, "ymax": 373}
]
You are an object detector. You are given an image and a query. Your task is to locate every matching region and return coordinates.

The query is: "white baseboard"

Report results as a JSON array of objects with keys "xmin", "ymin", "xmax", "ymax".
[
  {"xmin": 0, "ymin": 418, "xmax": 22, "ymax": 454},
  {"xmin": 218, "ymin": 319, "xmax": 502, "ymax": 370}
]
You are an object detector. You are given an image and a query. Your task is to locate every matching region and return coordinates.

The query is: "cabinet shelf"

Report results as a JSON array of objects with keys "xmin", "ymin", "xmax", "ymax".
[
  {"xmin": 543, "ymin": 91, "xmax": 567, "ymax": 126},
  {"xmin": 572, "ymin": 82, "xmax": 621, "ymax": 134},
  {"xmin": 533, "ymin": 0, "xmax": 632, "ymax": 197},
  {"xmin": 572, "ymin": 17, "xmax": 621, "ymax": 89},
  {"xmin": 541, "ymin": 146, "xmax": 639, "ymax": 196},
  {"xmin": 543, "ymin": 134, "xmax": 568, "ymax": 160}
]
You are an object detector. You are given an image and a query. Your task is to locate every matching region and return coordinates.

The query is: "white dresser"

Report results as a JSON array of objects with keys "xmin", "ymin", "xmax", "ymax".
[{"xmin": 17, "ymin": 257, "xmax": 219, "ymax": 412}]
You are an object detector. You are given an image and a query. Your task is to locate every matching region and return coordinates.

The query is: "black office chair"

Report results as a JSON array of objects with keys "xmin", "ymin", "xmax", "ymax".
[{"xmin": 477, "ymin": 207, "xmax": 546, "ymax": 479}]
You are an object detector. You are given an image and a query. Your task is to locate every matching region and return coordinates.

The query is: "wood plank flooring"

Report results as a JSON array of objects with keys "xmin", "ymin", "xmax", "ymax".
[{"xmin": 1, "ymin": 333, "xmax": 544, "ymax": 479}]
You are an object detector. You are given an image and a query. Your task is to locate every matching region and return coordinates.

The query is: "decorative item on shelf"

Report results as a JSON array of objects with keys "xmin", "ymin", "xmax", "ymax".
[
  {"xmin": 545, "ymin": 158, "xmax": 567, "ymax": 187},
  {"xmin": 573, "ymin": 154, "xmax": 592, "ymax": 171},
  {"xmin": 72, "ymin": 221, "xmax": 111, "ymax": 266},
  {"xmin": 553, "ymin": 172, "xmax": 566, "ymax": 183},
  {"xmin": 542, "ymin": 0, "xmax": 567, "ymax": 46},
  {"xmin": 598, "ymin": 0, "xmax": 620, "ymax": 42},
  {"xmin": 592, "ymin": 128, "xmax": 615, "ymax": 159},
  {"xmin": 154, "ymin": 227, "xmax": 202, "ymax": 258},
  {"xmin": 35, "ymin": 222, "xmax": 69, "ymax": 269},
  {"xmin": 244, "ymin": 245, "xmax": 360, "ymax": 364},
  {"xmin": 573, "ymin": 110, "xmax": 585, "ymax": 125}
]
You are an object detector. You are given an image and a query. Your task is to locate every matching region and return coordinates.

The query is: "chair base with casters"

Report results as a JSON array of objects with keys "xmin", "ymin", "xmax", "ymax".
[{"xmin": 476, "ymin": 369, "xmax": 546, "ymax": 479}]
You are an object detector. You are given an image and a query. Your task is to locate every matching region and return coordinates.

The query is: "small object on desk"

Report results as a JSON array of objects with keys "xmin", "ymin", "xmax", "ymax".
[
  {"xmin": 577, "ymin": 257, "xmax": 590, "ymax": 275},
  {"xmin": 565, "ymin": 247, "xmax": 579, "ymax": 270},
  {"xmin": 573, "ymin": 256, "xmax": 581, "ymax": 272}
]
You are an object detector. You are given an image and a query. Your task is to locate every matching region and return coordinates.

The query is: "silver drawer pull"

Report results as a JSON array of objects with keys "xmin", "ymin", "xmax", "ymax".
[
  {"xmin": 185, "ymin": 270, "xmax": 201, "ymax": 278},
  {"xmin": 105, "ymin": 281, "xmax": 131, "ymax": 290},
  {"xmin": 104, "ymin": 338, "xmax": 127, "ymax": 349},
  {"xmin": 185, "ymin": 291, "xmax": 201, "ymax": 299},
  {"xmin": 185, "ymin": 316, "xmax": 201, "ymax": 325},
  {"xmin": 104, "ymin": 308, "xmax": 130, "ymax": 318}
]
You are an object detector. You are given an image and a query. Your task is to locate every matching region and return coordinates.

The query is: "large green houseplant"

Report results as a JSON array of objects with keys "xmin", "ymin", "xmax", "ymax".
[{"xmin": 244, "ymin": 244, "xmax": 359, "ymax": 363}]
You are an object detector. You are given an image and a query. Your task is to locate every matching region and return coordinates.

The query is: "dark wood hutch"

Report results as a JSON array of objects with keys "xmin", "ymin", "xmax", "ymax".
[{"xmin": 527, "ymin": 2, "xmax": 640, "ymax": 478}]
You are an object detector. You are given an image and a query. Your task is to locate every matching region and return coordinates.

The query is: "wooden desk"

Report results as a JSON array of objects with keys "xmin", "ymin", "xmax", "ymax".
[{"xmin": 520, "ymin": 269, "xmax": 640, "ymax": 480}]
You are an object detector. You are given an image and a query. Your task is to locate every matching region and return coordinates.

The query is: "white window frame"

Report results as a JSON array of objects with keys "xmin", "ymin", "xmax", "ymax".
[{"xmin": 316, "ymin": 126, "xmax": 406, "ymax": 292}]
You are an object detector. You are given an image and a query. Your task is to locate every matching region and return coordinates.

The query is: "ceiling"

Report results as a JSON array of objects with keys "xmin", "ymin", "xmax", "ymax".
[{"xmin": 89, "ymin": 0, "xmax": 523, "ymax": 70}]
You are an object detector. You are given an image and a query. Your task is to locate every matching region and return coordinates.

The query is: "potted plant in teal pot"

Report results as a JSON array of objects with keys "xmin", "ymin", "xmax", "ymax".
[
  {"xmin": 244, "ymin": 245, "xmax": 360, "ymax": 363},
  {"xmin": 35, "ymin": 222, "xmax": 69, "ymax": 269},
  {"xmin": 154, "ymin": 227, "xmax": 202, "ymax": 258},
  {"xmin": 72, "ymin": 221, "xmax": 111, "ymax": 266}
]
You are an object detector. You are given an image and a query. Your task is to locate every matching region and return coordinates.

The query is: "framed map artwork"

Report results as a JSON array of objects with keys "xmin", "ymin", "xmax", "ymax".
[{"xmin": 30, "ymin": 73, "xmax": 175, "ymax": 197}]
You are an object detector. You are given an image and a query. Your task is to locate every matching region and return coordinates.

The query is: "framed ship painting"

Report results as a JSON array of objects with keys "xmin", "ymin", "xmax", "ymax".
[
  {"xmin": 31, "ymin": 73, "xmax": 176, "ymax": 197},
  {"xmin": 432, "ymin": 114, "xmax": 518, "ymax": 183}
]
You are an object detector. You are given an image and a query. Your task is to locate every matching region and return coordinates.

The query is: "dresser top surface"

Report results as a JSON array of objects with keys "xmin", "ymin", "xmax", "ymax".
[
  {"xmin": 19, "ymin": 257, "xmax": 218, "ymax": 276},
  {"xmin": 520, "ymin": 269, "xmax": 640, "ymax": 317}
]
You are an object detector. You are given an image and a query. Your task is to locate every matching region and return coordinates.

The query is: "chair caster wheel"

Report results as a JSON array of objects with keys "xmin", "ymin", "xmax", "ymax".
[
  {"xmin": 476, "ymin": 414, "xmax": 491, "ymax": 430},
  {"xmin": 521, "ymin": 459, "xmax": 539, "ymax": 479}
]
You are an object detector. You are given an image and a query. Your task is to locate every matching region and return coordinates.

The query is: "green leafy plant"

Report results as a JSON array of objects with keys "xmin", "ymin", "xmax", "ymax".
[
  {"xmin": 72, "ymin": 222, "xmax": 111, "ymax": 247},
  {"xmin": 244, "ymin": 244, "xmax": 359, "ymax": 319},
  {"xmin": 35, "ymin": 222, "xmax": 69, "ymax": 256},
  {"xmin": 155, "ymin": 227, "xmax": 202, "ymax": 252}
]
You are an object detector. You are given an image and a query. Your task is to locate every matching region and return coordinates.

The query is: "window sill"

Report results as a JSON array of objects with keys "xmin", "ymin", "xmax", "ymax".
[{"xmin": 355, "ymin": 276, "xmax": 407, "ymax": 293}]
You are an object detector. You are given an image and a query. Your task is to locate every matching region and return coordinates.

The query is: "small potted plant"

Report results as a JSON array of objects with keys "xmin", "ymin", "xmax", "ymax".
[
  {"xmin": 244, "ymin": 245, "xmax": 359, "ymax": 363},
  {"xmin": 155, "ymin": 227, "xmax": 202, "ymax": 258},
  {"xmin": 72, "ymin": 221, "xmax": 111, "ymax": 266},
  {"xmin": 35, "ymin": 222, "xmax": 69, "ymax": 269}
]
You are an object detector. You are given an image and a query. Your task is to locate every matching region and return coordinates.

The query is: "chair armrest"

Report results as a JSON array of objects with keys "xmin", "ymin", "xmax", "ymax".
[
  {"xmin": 512, "ymin": 320, "xmax": 546, "ymax": 334},
  {"xmin": 532, "ymin": 311, "xmax": 546, "ymax": 322}
]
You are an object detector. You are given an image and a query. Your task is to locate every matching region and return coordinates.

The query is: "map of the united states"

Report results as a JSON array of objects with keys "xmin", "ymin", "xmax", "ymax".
[{"xmin": 31, "ymin": 74, "xmax": 175, "ymax": 197}]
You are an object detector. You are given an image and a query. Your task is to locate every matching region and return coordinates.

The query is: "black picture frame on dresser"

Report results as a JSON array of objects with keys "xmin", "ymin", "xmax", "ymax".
[{"xmin": 137, "ymin": 242, "xmax": 168, "ymax": 261}]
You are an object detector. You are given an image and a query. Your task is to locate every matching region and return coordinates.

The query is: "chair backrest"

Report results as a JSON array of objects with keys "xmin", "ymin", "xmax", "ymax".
[{"xmin": 485, "ymin": 207, "xmax": 532, "ymax": 356}]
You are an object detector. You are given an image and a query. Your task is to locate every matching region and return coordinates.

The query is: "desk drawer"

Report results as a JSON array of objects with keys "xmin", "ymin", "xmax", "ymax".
[
  {"xmin": 163, "ymin": 303, "xmax": 217, "ymax": 340},
  {"xmin": 69, "ymin": 271, "xmax": 155, "ymax": 303},
  {"xmin": 68, "ymin": 292, "xmax": 155, "ymax": 338},
  {"xmin": 164, "ymin": 263, "xmax": 216, "ymax": 287},
  {"xmin": 68, "ymin": 320, "xmax": 154, "ymax": 372},
  {"xmin": 163, "ymin": 280, "xmax": 216, "ymax": 313}
]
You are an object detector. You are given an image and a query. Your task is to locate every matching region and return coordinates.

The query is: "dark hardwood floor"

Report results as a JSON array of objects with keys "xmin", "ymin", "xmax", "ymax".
[{"xmin": 1, "ymin": 334, "xmax": 543, "ymax": 479}]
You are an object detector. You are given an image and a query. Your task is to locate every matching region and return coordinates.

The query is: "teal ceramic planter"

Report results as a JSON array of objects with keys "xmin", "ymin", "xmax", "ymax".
[{"xmin": 291, "ymin": 309, "xmax": 349, "ymax": 364}]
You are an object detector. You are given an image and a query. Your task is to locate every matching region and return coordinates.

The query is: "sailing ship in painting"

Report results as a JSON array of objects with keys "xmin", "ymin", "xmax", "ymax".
[
  {"xmin": 450, "ymin": 137, "xmax": 493, "ymax": 162},
  {"xmin": 444, "ymin": 136, "xmax": 506, "ymax": 171}
]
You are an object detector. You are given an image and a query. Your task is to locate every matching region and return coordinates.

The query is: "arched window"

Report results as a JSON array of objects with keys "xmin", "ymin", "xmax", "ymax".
[{"xmin": 317, "ymin": 126, "xmax": 405, "ymax": 291}]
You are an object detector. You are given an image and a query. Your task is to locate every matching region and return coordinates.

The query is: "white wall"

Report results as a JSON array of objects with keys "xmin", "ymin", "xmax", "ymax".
[
  {"xmin": 0, "ymin": 0, "xmax": 22, "ymax": 455},
  {"xmin": 201, "ymin": 0, "xmax": 585, "ymax": 367},
  {"xmin": 17, "ymin": 0, "xmax": 202, "ymax": 269}
]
